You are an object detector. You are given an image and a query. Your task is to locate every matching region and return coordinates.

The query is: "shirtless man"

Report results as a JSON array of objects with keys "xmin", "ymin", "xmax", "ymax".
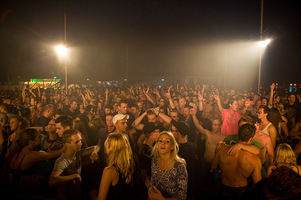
[
  {"xmin": 236, "ymin": 116, "xmax": 274, "ymax": 176},
  {"xmin": 211, "ymin": 124, "xmax": 262, "ymax": 199},
  {"xmin": 191, "ymin": 108, "xmax": 224, "ymax": 164}
]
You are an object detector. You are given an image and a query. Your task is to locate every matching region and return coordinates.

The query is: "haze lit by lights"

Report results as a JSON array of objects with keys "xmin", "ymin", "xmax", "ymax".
[
  {"xmin": 55, "ymin": 45, "xmax": 67, "ymax": 56},
  {"xmin": 258, "ymin": 39, "xmax": 272, "ymax": 48}
]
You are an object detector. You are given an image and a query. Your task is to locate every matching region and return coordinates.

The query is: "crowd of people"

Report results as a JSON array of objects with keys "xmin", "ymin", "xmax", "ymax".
[{"xmin": 0, "ymin": 82, "xmax": 301, "ymax": 199}]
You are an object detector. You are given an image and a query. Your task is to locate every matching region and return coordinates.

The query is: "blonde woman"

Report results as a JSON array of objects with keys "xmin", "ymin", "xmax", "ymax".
[
  {"xmin": 267, "ymin": 143, "xmax": 301, "ymax": 177},
  {"xmin": 148, "ymin": 131, "xmax": 187, "ymax": 200},
  {"xmin": 97, "ymin": 133, "xmax": 136, "ymax": 200}
]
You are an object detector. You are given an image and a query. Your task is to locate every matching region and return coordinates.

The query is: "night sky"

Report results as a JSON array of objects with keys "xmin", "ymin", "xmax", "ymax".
[{"xmin": 0, "ymin": 0, "xmax": 300, "ymax": 89}]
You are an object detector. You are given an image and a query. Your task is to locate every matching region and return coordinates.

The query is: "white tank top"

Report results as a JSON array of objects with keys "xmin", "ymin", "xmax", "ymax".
[{"xmin": 261, "ymin": 122, "xmax": 272, "ymax": 135}]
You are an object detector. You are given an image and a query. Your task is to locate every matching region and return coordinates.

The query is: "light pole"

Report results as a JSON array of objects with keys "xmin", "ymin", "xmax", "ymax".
[
  {"xmin": 55, "ymin": 45, "xmax": 67, "ymax": 91},
  {"xmin": 257, "ymin": 39, "xmax": 271, "ymax": 94}
]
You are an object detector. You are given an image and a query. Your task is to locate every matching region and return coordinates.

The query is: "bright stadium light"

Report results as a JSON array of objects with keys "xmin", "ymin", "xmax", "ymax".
[
  {"xmin": 55, "ymin": 44, "xmax": 68, "ymax": 91},
  {"xmin": 55, "ymin": 45, "xmax": 67, "ymax": 56},
  {"xmin": 257, "ymin": 39, "xmax": 271, "ymax": 48}
]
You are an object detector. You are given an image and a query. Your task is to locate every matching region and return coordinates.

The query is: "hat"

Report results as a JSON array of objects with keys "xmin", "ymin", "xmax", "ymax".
[
  {"xmin": 143, "ymin": 122, "xmax": 157, "ymax": 136},
  {"xmin": 171, "ymin": 119, "xmax": 190, "ymax": 136},
  {"xmin": 113, "ymin": 114, "xmax": 129, "ymax": 125}
]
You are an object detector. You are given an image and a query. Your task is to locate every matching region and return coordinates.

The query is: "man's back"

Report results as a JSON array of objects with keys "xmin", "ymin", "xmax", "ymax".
[{"xmin": 217, "ymin": 144, "xmax": 262, "ymax": 187}]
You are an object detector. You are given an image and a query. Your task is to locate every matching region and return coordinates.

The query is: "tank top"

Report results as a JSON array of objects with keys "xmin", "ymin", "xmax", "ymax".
[
  {"xmin": 261, "ymin": 123, "xmax": 272, "ymax": 136},
  {"xmin": 106, "ymin": 165, "xmax": 134, "ymax": 200}
]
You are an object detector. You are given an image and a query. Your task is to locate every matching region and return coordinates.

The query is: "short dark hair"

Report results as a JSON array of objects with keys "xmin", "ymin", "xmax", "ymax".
[
  {"xmin": 238, "ymin": 116, "xmax": 254, "ymax": 126},
  {"xmin": 228, "ymin": 97, "xmax": 237, "ymax": 105},
  {"xmin": 55, "ymin": 115, "xmax": 73, "ymax": 128},
  {"xmin": 70, "ymin": 99, "xmax": 77, "ymax": 105},
  {"xmin": 62, "ymin": 129, "xmax": 79, "ymax": 144},
  {"xmin": 131, "ymin": 104, "xmax": 139, "ymax": 109},
  {"xmin": 118, "ymin": 100, "xmax": 128, "ymax": 106},
  {"xmin": 259, "ymin": 105, "xmax": 270, "ymax": 115},
  {"xmin": 238, "ymin": 124, "xmax": 256, "ymax": 142},
  {"xmin": 104, "ymin": 104, "xmax": 113, "ymax": 110},
  {"xmin": 147, "ymin": 109, "xmax": 155, "ymax": 115},
  {"xmin": 184, "ymin": 105, "xmax": 192, "ymax": 109}
]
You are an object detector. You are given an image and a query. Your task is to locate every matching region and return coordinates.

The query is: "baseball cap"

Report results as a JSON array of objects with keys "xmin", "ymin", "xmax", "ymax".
[
  {"xmin": 171, "ymin": 119, "xmax": 190, "ymax": 136},
  {"xmin": 112, "ymin": 114, "xmax": 129, "ymax": 125},
  {"xmin": 143, "ymin": 122, "xmax": 162, "ymax": 136}
]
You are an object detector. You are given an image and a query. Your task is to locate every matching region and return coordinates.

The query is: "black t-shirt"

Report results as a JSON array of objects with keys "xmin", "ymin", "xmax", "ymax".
[
  {"xmin": 178, "ymin": 142, "xmax": 198, "ymax": 196},
  {"xmin": 37, "ymin": 115, "xmax": 51, "ymax": 128},
  {"xmin": 138, "ymin": 144, "xmax": 153, "ymax": 171},
  {"xmin": 63, "ymin": 109, "xmax": 80, "ymax": 119}
]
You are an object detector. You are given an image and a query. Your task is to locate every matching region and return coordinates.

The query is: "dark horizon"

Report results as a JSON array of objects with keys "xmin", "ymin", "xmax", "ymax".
[{"xmin": 0, "ymin": 0, "xmax": 301, "ymax": 89}]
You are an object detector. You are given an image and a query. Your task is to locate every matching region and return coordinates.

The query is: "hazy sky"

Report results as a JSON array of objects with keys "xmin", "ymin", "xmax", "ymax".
[{"xmin": 0, "ymin": 0, "xmax": 300, "ymax": 89}]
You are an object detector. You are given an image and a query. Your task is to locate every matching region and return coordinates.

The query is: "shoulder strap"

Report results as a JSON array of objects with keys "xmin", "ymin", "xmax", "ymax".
[
  {"xmin": 17, "ymin": 151, "xmax": 31, "ymax": 171},
  {"xmin": 155, "ymin": 161, "xmax": 174, "ymax": 187}
]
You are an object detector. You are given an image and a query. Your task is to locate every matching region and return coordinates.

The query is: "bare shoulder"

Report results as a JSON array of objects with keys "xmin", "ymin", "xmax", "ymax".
[
  {"xmin": 103, "ymin": 166, "xmax": 118, "ymax": 174},
  {"xmin": 103, "ymin": 166, "xmax": 119, "ymax": 175},
  {"xmin": 241, "ymin": 150, "xmax": 261, "ymax": 163},
  {"xmin": 268, "ymin": 124, "xmax": 277, "ymax": 131}
]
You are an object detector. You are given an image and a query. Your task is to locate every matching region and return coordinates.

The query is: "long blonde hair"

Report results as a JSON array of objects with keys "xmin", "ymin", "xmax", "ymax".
[
  {"xmin": 106, "ymin": 133, "xmax": 135, "ymax": 184},
  {"xmin": 274, "ymin": 143, "xmax": 297, "ymax": 166},
  {"xmin": 151, "ymin": 131, "xmax": 186, "ymax": 165}
]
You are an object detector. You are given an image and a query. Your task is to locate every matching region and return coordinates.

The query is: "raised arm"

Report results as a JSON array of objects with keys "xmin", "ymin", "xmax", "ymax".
[
  {"xmin": 197, "ymin": 91, "xmax": 203, "ymax": 112},
  {"xmin": 191, "ymin": 108, "xmax": 206, "ymax": 135},
  {"xmin": 213, "ymin": 94, "xmax": 223, "ymax": 114},
  {"xmin": 144, "ymin": 87, "xmax": 156, "ymax": 107},
  {"xmin": 152, "ymin": 108, "xmax": 171, "ymax": 130},
  {"xmin": 269, "ymin": 83, "xmax": 275, "ymax": 107},
  {"xmin": 132, "ymin": 111, "xmax": 147, "ymax": 131},
  {"xmin": 240, "ymin": 99, "xmax": 251, "ymax": 116},
  {"xmin": 165, "ymin": 86, "xmax": 175, "ymax": 110},
  {"xmin": 104, "ymin": 87, "xmax": 109, "ymax": 106},
  {"xmin": 22, "ymin": 85, "xmax": 26, "ymax": 103},
  {"xmin": 29, "ymin": 88, "xmax": 37, "ymax": 98}
]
